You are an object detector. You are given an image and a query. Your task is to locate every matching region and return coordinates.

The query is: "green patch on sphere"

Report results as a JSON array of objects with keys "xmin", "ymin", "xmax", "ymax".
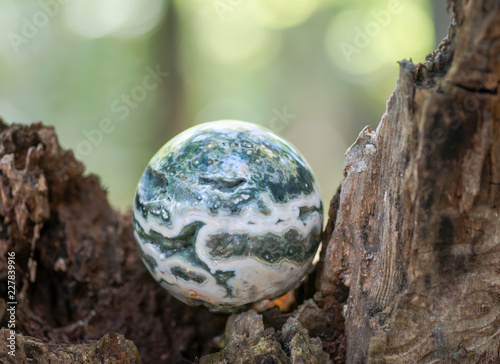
[{"xmin": 133, "ymin": 120, "xmax": 323, "ymax": 312}]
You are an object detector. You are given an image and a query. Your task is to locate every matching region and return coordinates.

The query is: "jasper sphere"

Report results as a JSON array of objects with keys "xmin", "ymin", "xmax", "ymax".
[{"xmin": 133, "ymin": 120, "xmax": 323, "ymax": 312}]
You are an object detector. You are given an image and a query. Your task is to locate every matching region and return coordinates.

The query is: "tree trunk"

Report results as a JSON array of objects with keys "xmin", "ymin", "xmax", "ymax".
[
  {"xmin": 1, "ymin": 0, "xmax": 499, "ymax": 363},
  {"xmin": 319, "ymin": 0, "xmax": 500, "ymax": 362}
]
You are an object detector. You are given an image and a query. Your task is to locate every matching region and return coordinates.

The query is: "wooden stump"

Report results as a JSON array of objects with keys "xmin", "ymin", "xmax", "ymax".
[
  {"xmin": 319, "ymin": 0, "xmax": 500, "ymax": 362},
  {"xmin": 1, "ymin": 0, "xmax": 499, "ymax": 362}
]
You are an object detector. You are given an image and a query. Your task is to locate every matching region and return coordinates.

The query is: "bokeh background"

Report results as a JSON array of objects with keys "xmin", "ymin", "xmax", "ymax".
[{"xmin": 0, "ymin": 0, "xmax": 450, "ymax": 212}]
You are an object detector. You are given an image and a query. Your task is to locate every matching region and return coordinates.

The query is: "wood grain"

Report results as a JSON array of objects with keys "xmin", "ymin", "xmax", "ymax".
[{"xmin": 319, "ymin": 0, "xmax": 500, "ymax": 362}]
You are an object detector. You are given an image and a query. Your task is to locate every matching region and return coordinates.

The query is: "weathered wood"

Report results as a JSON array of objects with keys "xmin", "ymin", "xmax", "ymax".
[
  {"xmin": 1, "ymin": 0, "xmax": 499, "ymax": 362},
  {"xmin": 319, "ymin": 0, "xmax": 500, "ymax": 362},
  {"xmin": 199, "ymin": 303, "xmax": 332, "ymax": 364},
  {"xmin": 0, "ymin": 122, "xmax": 225, "ymax": 363},
  {"xmin": 0, "ymin": 330, "xmax": 141, "ymax": 364}
]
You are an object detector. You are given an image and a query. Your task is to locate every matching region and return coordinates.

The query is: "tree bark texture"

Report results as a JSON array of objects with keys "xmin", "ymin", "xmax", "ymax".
[
  {"xmin": 319, "ymin": 0, "xmax": 500, "ymax": 362},
  {"xmin": 0, "ymin": 329, "xmax": 141, "ymax": 363},
  {"xmin": 0, "ymin": 121, "xmax": 227, "ymax": 363},
  {"xmin": 1, "ymin": 0, "xmax": 499, "ymax": 363}
]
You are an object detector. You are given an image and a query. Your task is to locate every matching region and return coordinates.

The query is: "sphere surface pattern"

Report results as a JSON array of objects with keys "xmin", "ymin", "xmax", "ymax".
[{"xmin": 133, "ymin": 121, "xmax": 323, "ymax": 312}]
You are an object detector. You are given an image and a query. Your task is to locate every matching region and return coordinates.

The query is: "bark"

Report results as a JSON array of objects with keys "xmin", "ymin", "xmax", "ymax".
[
  {"xmin": 319, "ymin": 0, "xmax": 500, "ymax": 362},
  {"xmin": 199, "ymin": 304, "xmax": 331, "ymax": 364},
  {"xmin": 1, "ymin": 0, "xmax": 499, "ymax": 363},
  {"xmin": 0, "ymin": 121, "xmax": 226, "ymax": 363},
  {"xmin": 0, "ymin": 330, "xmax": 140, "ymax": 364}
]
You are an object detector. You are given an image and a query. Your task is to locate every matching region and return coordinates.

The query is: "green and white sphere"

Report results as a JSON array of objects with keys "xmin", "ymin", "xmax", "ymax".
[{"xmin": 133, "ymin": 120, "xmax": 323, "ymax": 312}]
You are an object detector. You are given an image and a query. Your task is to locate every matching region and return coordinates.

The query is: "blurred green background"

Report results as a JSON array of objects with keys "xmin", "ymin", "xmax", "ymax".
[{"xmin": 0, "ymin": 0, "xmax": 449, "ymax": 211}]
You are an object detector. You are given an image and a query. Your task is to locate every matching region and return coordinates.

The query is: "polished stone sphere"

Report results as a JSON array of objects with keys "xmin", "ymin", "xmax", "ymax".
[{"xmin": 133, "ymin": 120, "xmax": 323, "ymax": 312}]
